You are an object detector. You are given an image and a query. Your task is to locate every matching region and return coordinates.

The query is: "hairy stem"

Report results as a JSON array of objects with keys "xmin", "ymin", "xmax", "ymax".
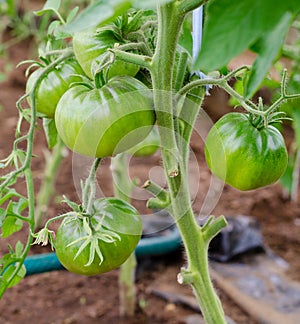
[
  {"xmin": 82, "ymin": 158, "xmax": 101, "ymax": 213},
  {"xmin": 151, "ymin": 2, "xmax": 184, "ymax": 177},
  {"xmin": 150, "ymin": 2, "xmax": 227, "ymax": 323}
]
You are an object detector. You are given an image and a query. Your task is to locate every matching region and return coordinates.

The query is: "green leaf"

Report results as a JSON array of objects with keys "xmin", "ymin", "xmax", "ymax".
[
  {"xmin": 61, "ymin": 0, "xmax": 132, "ymax": 34},
  {"xmin": 15, "ymin": 241, "xmax": 24, "ymax": 257},
  {"xmin": 0, "ymin": 198, "xmax": 27, "ymax": 237},
  {"xmin": 0, "ymin": 241, "xmax": 26, "ymax": 288},
  {"xmin": 61, "ymin": 0, "xmax": 173, "ymax": 34},
  {"xmin": 1, "ymin": 215, "xmax": 23, "ymax": 238},
  {"xmin": 48, "ymin": 20, "xmax": 61, "ymax": 35},
  {"xmin": 43, "ymin": 118, "xmax": 58, "ymax": 149},
  {"xmin": 0, "ymin": 188, "xmax": 24, "ymax": 206},
  {"xmin": 1, "ymin": 264, "xmax": 26, "ymax": 288},
  {"xmin": 245, "ymin": 12, "xmax": 293, "ymax": 98},
  {"xmin": 66, "ymin": 6, "xmax": 79, "ymax": 24},
  {"xmin": 35, "ymin": 0, "xmax": 61, "ymax": 16},
  {"xmin": 62, "ymin": 195, "xmax": 81, "ymax": 212},
  {"xmin": 179, "ymin": 15, "xmax": 193, "ymax": 55},
  {"xmin": 195, "ymin": 0, "xmax": 300, "ymax": 72}
]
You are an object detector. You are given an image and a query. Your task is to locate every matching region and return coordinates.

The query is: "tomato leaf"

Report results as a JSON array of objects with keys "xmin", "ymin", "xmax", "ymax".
[
  {"xmin": 61, "ymin": 0, "xmax": 173, "ymax": 34},
  {"xmin": 0, "ymin": 198, "xmax": 27, "ymax": 238},
  {"xmin": 0, "ymin": 242, "xmax": 26, "ymax": 289},
  {"xmin": 66, "ymin": 6, "xmax": 79, "ymax": 24},
  {"xmin": 244, "ymin": 12, "xmax": 293, "ymax": 98},
  {"xmin": 0, "ymin": 188, "xmax": 24, "ymax": 206},
  {"xmin": 35, "ymin": 0, "xmax": 61, "ymax": 16},
  {"xmin": 61, "ymin": 0, "xmax": 132, "ymax": 34},
  {"xmin": 179, "ymin": 17, "xmax": 193, "ymax": 55},
  {"xmin": 1, "ymin": 215, "xmax": 23, "ymax": 238},
  {"xmin": 1, "ymin": 264, "xmax": 26, "ymax": 288},
  {"xmin": 1, "ymin": 201, "xmax": 23, "ymax": 237},
  {"xmin": 194, "ymin": 0, "xmax": 300, "ymax": 72},
  {"xmin": 43, "ymin": 118, "xmax": 58, "ymax": 149}
]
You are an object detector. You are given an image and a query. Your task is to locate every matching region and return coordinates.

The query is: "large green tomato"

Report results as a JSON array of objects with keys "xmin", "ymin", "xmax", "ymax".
[
  {"xmin": 55, "ymin": 75, "xmax": 155, "ymax": 158},
  {"xmin": 73, "ymin": 26, "xmax": 139, "ymax": 79},
  {"xmin": 204, "ymin": 112, "xmax": 288, "ymax": 191},
  {"xmin": 26, "ymin": 59, "xmax": 84, "ymax": 118},
  {"xmin": 55, "ymin": 198, "xmax": 142, "ymax": 276}
]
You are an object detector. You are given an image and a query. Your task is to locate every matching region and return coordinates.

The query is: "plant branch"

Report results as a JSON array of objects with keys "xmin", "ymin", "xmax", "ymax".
[
  {"xmin": 177, "ymin": 0, "xmax": 210, "ymax": 14},
  {"xmin": 150, "ymin": 3, "xmax": 227, "ymax": 323},
  {"xmin": 0, "ymin": 49, "xmax": 74, "ymax": 192},
  {"xmin": 111, "ymin": 153, "xmax": 137, "ymax": 317},
  {"xmin": 82, "ymin": 158, "xmax": 101, "ymax": 214},
  {"xmin": 108, "ymin": 47, "xmax": 152, "ymax": 70},
  {"xmin": 151, "ymin": 2, "xmax": 185, "ymax": 177}
]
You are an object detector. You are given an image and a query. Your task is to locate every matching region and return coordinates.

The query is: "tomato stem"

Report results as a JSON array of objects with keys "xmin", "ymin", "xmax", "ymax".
[
  {"xmin": 0, "ymin": 49, "xmax": 74, "ymax": 296},
  {"xmin": 150, "ymin": 2, "xmax": 228, "ymax": 323},
  {"xmin": 151, "ymin": 2, "xmax": 185, "ymax": 177},
  {"xmin": 111, "ymin": 153, "xmax": 137, "ymax": 317},
  {"xmin": 143, "ymin": 180, "xmax": 170, "ymax": 209},
  {"xmin": 109, "ymin": 48, "xmax": 152, "ymax": 70},
  {"xmin": 82, "ymin": 158, "xmax": 101, "ymax": 214},
  {"xmin": 0, "ymin": 49, "xmax": 74, "ymax": 192}
]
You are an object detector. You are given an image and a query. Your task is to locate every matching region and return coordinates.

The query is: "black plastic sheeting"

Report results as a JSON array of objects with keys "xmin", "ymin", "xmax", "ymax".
[{"xmin": 208, "ymin": 215, "xmax": 265, "ymax": 262}]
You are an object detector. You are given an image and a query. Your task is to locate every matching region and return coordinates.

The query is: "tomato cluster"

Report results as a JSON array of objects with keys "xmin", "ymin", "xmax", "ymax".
[
  {"xmin": 28, "ymin": 15, "xmax": 158, "ymax": 159},
  {"xmin": 26, "ymin": 13, "xmax": 161, "ymax": 276}
]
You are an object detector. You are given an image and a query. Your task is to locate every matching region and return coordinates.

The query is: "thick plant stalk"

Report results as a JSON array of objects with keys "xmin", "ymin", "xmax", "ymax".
[
  {"xmin": 118, "ymin": 251, "xmax": 137, "ymax": 317},
  {"xmin": 150, "ymin": 2, "xmax": 227, "ymax": 323},
  {"xmin": 111, "ymin": 153, "xmax": 137, "ymax": 317}
]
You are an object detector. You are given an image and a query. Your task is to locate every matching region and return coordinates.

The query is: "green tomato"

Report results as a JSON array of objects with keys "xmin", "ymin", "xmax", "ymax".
[
  {"xmin": 204, "ymin": 112, "xmax": 288, "ymax": 191},
  {"xmin": 55, "ymin": 75, "xmax": 155, "ymax": 158},
  {"xmin": 73, "ymin": 26, "xmax": 139, "ymax": 79},
  {"xmin": 55, "ymin": 198, "xmax": 142, "ymax": 276},
  {"xmin": 127, "ymin": 126, "xmax": 160, "ymax": 157},
  {"xmin": 26, "ymin": 59, "xmax": 84, "ymax": 118}
]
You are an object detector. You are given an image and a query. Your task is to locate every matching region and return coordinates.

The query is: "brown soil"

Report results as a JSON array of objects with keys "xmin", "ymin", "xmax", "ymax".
[{"xmin": 0, "ymin": 26, "xmax": 300, "ymax": 324}]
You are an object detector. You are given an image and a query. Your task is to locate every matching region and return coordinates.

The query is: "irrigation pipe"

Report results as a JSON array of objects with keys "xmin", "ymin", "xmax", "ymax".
[{"xmin": 24, "ymin": 227, "xmax": 182, "ymax": 276}]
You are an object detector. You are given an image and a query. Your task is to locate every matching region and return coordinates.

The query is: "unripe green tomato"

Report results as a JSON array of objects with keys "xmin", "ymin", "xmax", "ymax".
[
  {"xmin": 204, "ymin": 112, "xmax": 288, "ymax": 191},
  {"xmin": 55, "ymin": 75, "xmax": 155, "ymax": 158},
  {"xmin": 26, "ymin": 60, "xmax": 84, "ymax": 118},
  {"xmin": 73, "ymin": 26, "xmax": 139, "ymax": 79},
  {"xmin": 55, "ymin": 198, "xmax": 142, "ymax": 276},
  {"xmin": 127, "ymin": 126, "xmax": 160, "ymax": 157}
]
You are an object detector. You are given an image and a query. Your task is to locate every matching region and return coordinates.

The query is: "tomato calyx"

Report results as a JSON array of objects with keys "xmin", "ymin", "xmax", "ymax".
[
  {"xmin": 248, "ymin": 110, "xmax": 289, "ymax": 130},
  {"xmin": 247, "ymin": 97, "xmax": 290, "ymax": 130},
  {"xmin": 64, "ymin": 213, "xmax": 121, "ymax": 267}
]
